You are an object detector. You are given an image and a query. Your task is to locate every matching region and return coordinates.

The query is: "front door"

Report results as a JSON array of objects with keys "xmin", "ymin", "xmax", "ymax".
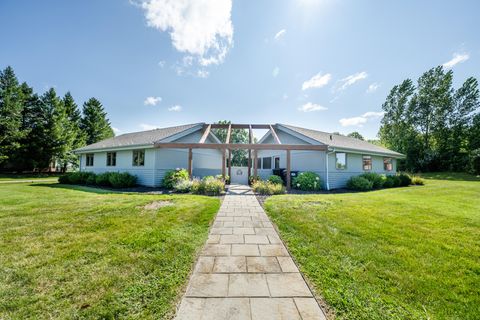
[{"xmin": 230, "ymin": 166, "xmax": 249, "ymax": 185}]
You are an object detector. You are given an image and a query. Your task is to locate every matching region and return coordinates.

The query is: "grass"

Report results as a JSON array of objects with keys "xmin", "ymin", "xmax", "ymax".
[
  {"xmin": 0, "ymin": 182, "xmax": 220, "ymax": 319},
  {"xmin": 264, "ymin": 172, "xmax": 480, "ymax": 320}
]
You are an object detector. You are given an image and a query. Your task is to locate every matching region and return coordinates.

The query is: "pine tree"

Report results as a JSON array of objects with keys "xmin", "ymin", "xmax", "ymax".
[
  {"xmin": 62, "ymin": 92, "xmax": 85, "ymax": 170},
  {"xmin": 81, "ymin": 98, "xmax": 114, "ymax": 145},
  {"xmin": 0, "ymin": 66, "xmax": 26, "ymax": 166}
]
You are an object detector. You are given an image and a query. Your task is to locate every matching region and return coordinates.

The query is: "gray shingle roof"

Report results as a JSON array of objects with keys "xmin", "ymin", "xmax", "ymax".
[
  {"xmin": 279, "ymin": 124, "xmax": 404, "ymax": 157},
  {"xmin": 75, "ymin": 123, "xmax": 202, "ymax": 152}
]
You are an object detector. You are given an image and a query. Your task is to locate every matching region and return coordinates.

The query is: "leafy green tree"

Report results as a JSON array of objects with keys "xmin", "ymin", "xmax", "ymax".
[
  {"xmin": 0, "ymin": 66, "xmax": 26, "ymax": 165},
  {"xmin": 212, "ymin": 120, "xmax": 249, "ymax": 166},
  {"xmin": 347, "ymin": 132, "xmax": 364, "ymax": 140},
  {"xmin": 81, "ymin": 98, "xmax": 114, "ymax": 145}
]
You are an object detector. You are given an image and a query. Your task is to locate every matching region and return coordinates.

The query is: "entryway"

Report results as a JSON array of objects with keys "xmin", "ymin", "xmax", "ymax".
[{"xmin": 230, "ymin": 166, "xmax": 249, "ymax": 185}]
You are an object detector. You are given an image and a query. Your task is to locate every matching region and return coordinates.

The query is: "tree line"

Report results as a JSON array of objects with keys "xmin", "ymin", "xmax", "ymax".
[
  {"xmin": 379, "ymin": 66, "xmax": 480, "ymax": 173},
  {"xmin": 0, "ymin": 66, "xmax": 114, "ymax": 172}
]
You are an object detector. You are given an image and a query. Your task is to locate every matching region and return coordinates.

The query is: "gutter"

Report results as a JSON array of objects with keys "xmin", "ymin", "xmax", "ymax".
[{"xmin": 325, "ymin": 147, "xmax": 335, "ymax": 191}]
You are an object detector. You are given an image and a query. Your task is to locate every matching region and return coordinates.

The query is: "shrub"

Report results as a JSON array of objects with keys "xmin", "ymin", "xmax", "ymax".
[
  {"xmin": 397, "ymin": 173, "xmax": 412, "ymax": 186},
  {"xmin": 58, "ymin": 174, "xmax": 71, "ymax": 184},
  {"xmin": 249, "ymin": 175, "xmax": 261, "ymax": 185},
  {"xmin": 252, "ymin": 181, "xmax": 286, "ymax": 195},
  {"xmin": 359, "ymin": 172, "xmax": 385, "ymax": 189},
  {"xmin": 384, "ymin": 175, "xmax": 400, "ymax": 188},
  {"xmin": 292, "ymin": 171, "xmax": 322, "ymax": 191},
  {"xmin": 347, "ymin": 176, "xmax": 373, "ymax": 191},
  {"xmin": 268, "ymin": 175, "xmax": 283, "ymax": 185},
  {"xmin": 96, "ymin": 172, "xmax": 112, "ymax": 186},
  {"xmin": 109, "ymin": 172, "xmax": 137, "ymax": 188},
  {"xmin": 411, "ymin": 176, "xmax": 425, "ymax": 185},
  {"xmin": 173, "ymin": 179, "xmax": 193, "ymax": 193},
  {"xmin": 162, "ymin": 169, "xmax": 189, "ymax": 189},
  {"xmin": 191, "ymin": 178, "xmax": 205, "ymax": 195},
  {"xmin": 86, "ymin": 173, "xmax": 97, "ymax": 185},
  {"xmin": 203, "ymin": 177, "xmax": 225, "ymax": 196}
]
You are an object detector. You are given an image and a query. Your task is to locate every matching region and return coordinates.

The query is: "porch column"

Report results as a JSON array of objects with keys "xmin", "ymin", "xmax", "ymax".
[
  {"xmin": 228, "ymin": 149, "xmax": 232, "ymax": 178},
  {"xmin": 248, "ymin": 149, "xmax": 251, "ymax": 178},
  {"xmin": 187, "ymin": 148, "xmax": 193, "ymax": 178},
  {"xmin": 222, "ymin": 149, "xmax": 226, "ymax": 178},
  {"xmin": 286, "ymin": 149, "xmax": 291, "ymax": 190},
  {"xmin": 253, "ymin": 150, "xmax": 258, "ymax": 177}
]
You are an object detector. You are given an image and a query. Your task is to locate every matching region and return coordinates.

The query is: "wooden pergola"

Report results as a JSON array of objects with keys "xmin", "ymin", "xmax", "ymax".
[{"xmin": 154, "ymin": 123, "xmax": 327, "ymax": 190}]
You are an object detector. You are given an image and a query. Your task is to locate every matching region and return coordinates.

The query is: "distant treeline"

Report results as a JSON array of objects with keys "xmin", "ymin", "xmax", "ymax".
[
  {"xmin": 0, "ymin": 66, "xmax": 114, "ymax": 172},
  {"xmin": 379, "ymin": 66, "xmax": 480, "ymax": 174}
]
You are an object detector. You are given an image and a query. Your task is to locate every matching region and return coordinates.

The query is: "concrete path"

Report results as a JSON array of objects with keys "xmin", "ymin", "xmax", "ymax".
[{"xmin": 175, "ymin": 184, "xmax": 326, "ymax": 320}]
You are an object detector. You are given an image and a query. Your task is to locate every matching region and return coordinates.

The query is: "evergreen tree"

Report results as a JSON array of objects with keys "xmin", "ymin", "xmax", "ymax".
[
  {"xmin": 0, "ymin": 66, "xmax": 25, "ymax": 166},
  {"xmin": 81, "ymin": 98, "xmax": 114, "ymax": 145},
  {"xmin": 62, "ymin": 92, "xmax": 85, "ymax": 170}
]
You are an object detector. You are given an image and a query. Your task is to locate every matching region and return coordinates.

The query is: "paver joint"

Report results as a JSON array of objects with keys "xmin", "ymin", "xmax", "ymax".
[{"xmin": 175, "ymin": 184, "xmax": 326, "ymax": 320}]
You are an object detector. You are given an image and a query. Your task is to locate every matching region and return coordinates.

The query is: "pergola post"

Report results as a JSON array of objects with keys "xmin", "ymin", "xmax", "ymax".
[
  {"xmin": 253, "ymin": 150, "xmax": 258, "ymax": 178},
  {"xmin": 187, "ymin": 148, "xmax": 193, "ymax": 178},
  {"xmin": 222, "ymin": 149, "xmax": 226, "ymax": 178},
  {"xmin": 228, "ymin": 149, "xmax": 232, "ymax": 178},
  {"xmin": 248, "ymin": 150, "xmax": 251, "ymax": 178},
  {"xmin": 286, "ymin": 149, "xmax": 291, "ymax": 190}
]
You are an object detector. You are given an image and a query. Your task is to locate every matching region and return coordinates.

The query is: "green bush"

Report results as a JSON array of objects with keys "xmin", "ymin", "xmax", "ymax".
[
  {"xmin": 109, "ymin": 172, "xmax": 137, "ymax": 188},
  {"xmin": 249, "ymin": 175, "xmax": 261, "ymax": 185},
  {"xmin": 173, "ymin": 179, "xmax": 193, "ymax": 193},
  {"xmin": 86, "ymin": 173, "xmax": 97, "ymax": 185},
  {"xmin": 359, "ymin": 172, "xmax": 385, "ymax": 189},
  {"xmin": 95, "ymin": 172, "xmax": 112, "ymax": 186},
  {"xmin": 397, "ymin": 173, "xmax": 412, "ymax": 186},
  {"xmin": 347, "ymin": 176, "xmax": 373, "ymax": 191},
  {"xmin": 191, "ymin": 179, "xmax": 205, "ymax": 195},
  {"xmin": 58, "ymin": 174, "xmax": 71, "ymax": 184},
  {"xmin": 252, "ymin": 181, "xmax": 286, "ymax": 195},
  {"xmin": 203, "ymin": 177, "xmax": 225, "ymax": 196},
  {"xmin": 162, "ymin": 169, "xmax": 189, "ymax": 189},
  {"xmin": 268, "ymin": 175, "xmax": 283, "ymax": 185},
  {"xmin": 384, "ymin": 175, "xmax": 400, "ymax": 188},
  {"xmin": 292, "ymin": 171, "xmax": 322, "ymax": 191},
  {"xmin": 411, "ymin": 176, "xmax": 425, "ymax": 185}
]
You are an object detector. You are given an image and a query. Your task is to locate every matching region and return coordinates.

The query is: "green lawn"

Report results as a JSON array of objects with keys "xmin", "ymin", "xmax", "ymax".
[
  {"xmin": 0, "ymin": 183, "xmax": 220, "ymax": 319},
  {"xmin": 265, "ymin": 173, "xmax": 480, "ymax": 320}
]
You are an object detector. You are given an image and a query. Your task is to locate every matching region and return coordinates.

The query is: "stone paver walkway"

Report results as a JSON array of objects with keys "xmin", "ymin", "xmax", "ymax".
[{"xmin": 175, "ymin": 184, "xmax": 326, "ymax": 320}]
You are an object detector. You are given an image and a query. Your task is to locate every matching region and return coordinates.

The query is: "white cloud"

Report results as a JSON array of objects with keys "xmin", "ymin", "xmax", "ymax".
[
  {"xmin": 197, "ymin": 70, "xmax": 209, "ymax": 78},
  {"xmin": 168, "ymin": 105, "xmax": 183, "ymax": 112},
  {"xmin": 302, "ymin": 72, "xmax": 332, "ymax": 90},
  {"xmin": 272, "ymin": 66, "xmax": 280, "ymax": 77},
  {"xmin": 140, "ymin": 0, "xmax": 233, "ymax": 66},
  {"xmin": 140, "ymin": 123, "xmax": 158, "ymax": 130},
  {"xmin": 442, "ymin": 52, "xmax": 469, "ymax": 69},
  {"xmin": 274, "ymin": 29, "xmax": 286, "ymax": 41},
  {"xmin": 335, "ymin": 71, "xmax": 368, "ymax": 91},
  {"xmin": 144, "ymin": 96, "xmax": 162, "ymax": 106},
  {"xmin": 298, "ymin": 102, "xmax": 328, "ymax": 112},
  {"xmin": 283, "ymin": 93, "xmax": 288, "ymax": 100},
  {"xmin": 366, "ymin": 82, "xmax": 380, "ymax": 94},
  {"xmin": 339, "ymin": 111, "xmax": 384, "ymax": 127},
  {"xmin": 158, "ymin": 60, "xmax": 166, "ymax": 68},
  {"xmin": 112, "ymin": 127, "xmax": 121, "ymax": 134}
]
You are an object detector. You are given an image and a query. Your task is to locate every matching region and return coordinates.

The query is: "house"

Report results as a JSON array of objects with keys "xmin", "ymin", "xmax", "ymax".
[{"xmin": 74, "ymin": 123, "xmax": 404, "ymax": 190}]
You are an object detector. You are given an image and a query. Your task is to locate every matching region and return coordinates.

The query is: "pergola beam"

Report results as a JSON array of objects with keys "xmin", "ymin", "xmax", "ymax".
[
  {"xmin": 269, "ymin": 125, "xmax": 281, "ymax": 144},
  {"xmin": 199, "ymin": 124, "xmax": 211, "ymax": 143},
  {"xmin": 155, "ymin": 142, "xmax": 327, "ymax": 151},
  {"xmin": 210, "ymin": 124, "xmax": 270, "ymax": 129}
]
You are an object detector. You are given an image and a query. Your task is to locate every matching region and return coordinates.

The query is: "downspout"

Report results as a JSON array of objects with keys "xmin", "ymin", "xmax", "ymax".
[{"xmin": 325, "ymin": 148, "xmax": 335, "ymax": 191}]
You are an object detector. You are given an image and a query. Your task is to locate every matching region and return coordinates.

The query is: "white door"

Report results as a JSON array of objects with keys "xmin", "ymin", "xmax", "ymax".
[{"xmin": 230, "ymin": 166, "xmax": 249, "ymax": 185}]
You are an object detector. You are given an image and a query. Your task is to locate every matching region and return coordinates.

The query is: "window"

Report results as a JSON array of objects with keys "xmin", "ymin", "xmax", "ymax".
[
  {"xmin": 106, "ymin": 152, "xmax": 116, "ymax": 166},
  {"xmin": 335, "ymin": 152, "xmax": 347, "ymax": 170},
  {"xmin": 132, "ymin": 150, "xmax": 145, "ymax": 166},
  {"xmin": 274, "ymin": 157, "xmax": 280, "ymax": 169},
  {"xmin": 262, "ymin": 157, "xmax": 272, "ymax": 169},
  {"xmin": 86, "ymin": 153, "xmax": 94, "ymax": 167},
  {"xmin": 363, "ymin": 155, "xmax": 372, "ymax": 171},
  {"xmin": 384, "ymin": 157, "xmax": 393, "ymax": 171}
]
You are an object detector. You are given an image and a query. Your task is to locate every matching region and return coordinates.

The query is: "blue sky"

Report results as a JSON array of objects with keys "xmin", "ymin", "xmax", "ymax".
[{"xmin": 1, "ymin": 0, "xmax": 479, "ymax": 139}]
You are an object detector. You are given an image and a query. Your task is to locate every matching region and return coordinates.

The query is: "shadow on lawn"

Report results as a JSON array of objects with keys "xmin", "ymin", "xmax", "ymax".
[
  {"xmin": 31, "ymin": 183, "xmax": 170, "ymax": 195},
  {"xmin": 420, "ymin": 172, "xmax": 480, "ymax": 182}
]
